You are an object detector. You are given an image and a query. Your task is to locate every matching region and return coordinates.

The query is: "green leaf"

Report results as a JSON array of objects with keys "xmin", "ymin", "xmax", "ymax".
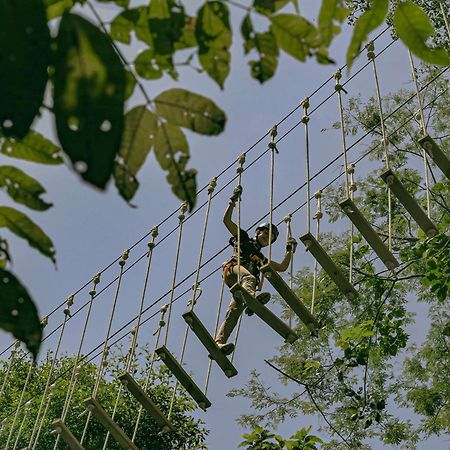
[
  {"xmin": 124, "ymin": 70, "xmax": 137, "ymax": 100},
  {"xmin": 114, "ymin": 106, "xmax": 157, "ymax": 202},
  {"xmin": 393, "ymin": 1, "xmax": 450, "ymax": 66},
  {"xmin": 44, "ymin": 0, "xmax": 74, "ymax": 20},
  {"xmin": 249, "ymin": 32, "xmax": 279, "ymax": 83},
  {"xmin": 54, "ymin": 13, "xmax": 126, "ymax": 189},
  {"xmin": 0, "ymin": 206, "xmax": 55, "ymax": 263},
  {"xmin": 0, "ymin": 269, "xmax": 42, "ymax": 359},
  {"xmin": 110, "ymin": 7, "xmax": 153, "ymax": 45},
  {"xmin": 443, "ymin": 322, "xmax": 450, "ymax": 337},
  {"xmin": 253, "ymin": 0, "xmax": 291, "ymax": 16},
  {"xmin": 155, "ymin": 123, "xmax": 197, "ymax": 211},
  {"xmin": 195, "ymin": 1, "xmax": 232, "ymax": 88},
  {"xmin": 0, "ymin": 166, "xmax": 52, "ymax": 211},
  {"xmin": 318, "ymin": 0, "xmax": 348, "ymax": 47},
  {"xmin": 134, "ymin": 49, "xmax": 178, "ymax": 80},
  {"xmin": 270, "ymin": 14, "xmax": 316, "ymax": 62},
  {"xmin": 1, "ymin": 130, "xmax": 63, "ymax": 165},
  {"xmin": 0, "ymin": 0, "xmax": 51, "ymax": 138},
  {"xmin": 96, "ymin": 0, "xmax": 130, "ymax": 8},
  {"xmin": 154, "ymin": 88, "xmax": 226, "ymax": 135},
  {"xmin": 175, "ymin": 16, "xmax": 197, "ymax": 50},
  {"xmin": 346, "ymin": 0, "xmax": 388, "ymax": 70}
]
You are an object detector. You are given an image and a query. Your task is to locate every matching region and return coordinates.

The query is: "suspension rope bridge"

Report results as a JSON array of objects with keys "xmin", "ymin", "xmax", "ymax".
[{"xmin": 0, "ymin": 4, "xmax": 449, "ymax": 448}]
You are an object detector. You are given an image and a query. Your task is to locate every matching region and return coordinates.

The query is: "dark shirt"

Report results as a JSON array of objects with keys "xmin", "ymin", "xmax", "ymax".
[{"xmin": 229, "ymin": 229, "xmax": 268, "ymax": 278}]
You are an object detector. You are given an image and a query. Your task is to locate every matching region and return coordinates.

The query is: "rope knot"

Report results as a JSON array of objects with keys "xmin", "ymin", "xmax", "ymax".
[
  {"xmin": 208, "ymin": 177, "xmax": 217, "ymax": 194},
  {"xmin": 237, "ymin": 153, "xmax": 246, "ymax": 166},
  {"xmin": 151, "ymin": 226, "xmax": 159, "ymax": 238},
  {"xmin": 269, "ymin": 125, "xmax": 278, "ymax": 138},
  {"xmin": 66, "ymin": 295, "xmax": 74, "ymax": 307},
  {"xmin": 93, "ymin": 272, "xmax": 101, "ymax": 284},
  {"xmin": 268, "ymin": 141, "xmax": 279, "ymax": 153}
]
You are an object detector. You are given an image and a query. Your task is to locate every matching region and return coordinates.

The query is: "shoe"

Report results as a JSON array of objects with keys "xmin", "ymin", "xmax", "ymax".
[
  {"xmin": 245, "ymin": 292, "xmax": 271, "ymax": 316},
  {"xmin": 216, "ymin": 342, "xmax": 235, "ymax": 356}
]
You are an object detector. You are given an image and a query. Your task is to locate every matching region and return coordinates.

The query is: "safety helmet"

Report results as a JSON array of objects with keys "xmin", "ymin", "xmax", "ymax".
[{"xmin": 255, "ymin": 223, "xmax": 279, "ymax": 243}]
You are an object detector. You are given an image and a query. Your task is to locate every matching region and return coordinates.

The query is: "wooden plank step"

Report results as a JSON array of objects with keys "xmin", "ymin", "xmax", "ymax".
[
  {"xmin": 259, "ymin": 264, "xmax": 320, "ymax": 333},
  {"xmin": 230, "ymin": 283, "xmax": 298, "ymax": 344},
  {"xmin": 83, "ymin": 397, "xmax": 138, "ymax": 450},
  {"xmin": 182, "ymin": 310, "xmax": 238, "ymax": 378},
  {"xmin": 380, "ymin": 169, "xmax": 438, "ymax": 238},
  {"xmin": 51, "ymin": 419, "xmax": 85, "ymax": 450},
  {"xmin": 339, "ymin": 198, "xmax": 399, "ymax": 270},
  {"xmin": 299, "ymin": 232, "xmax": 358, "ymax": 300},
  {"xmin": 118, "ymin": 372, "xmax": 174, "ymax": 433},
  {"xmin": 419, "ymin": 134, "xmax": 450, "ymax": 180},
  {"xmin": 155, "ymin": 345, "xmax": 211, "ymax": 411}
]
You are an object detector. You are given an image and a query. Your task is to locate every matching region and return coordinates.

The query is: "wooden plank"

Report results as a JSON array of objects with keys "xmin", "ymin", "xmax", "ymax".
[
  {"xmin": 182, "ymin": 310, "xmax": 238, "ymax": 378},
  {"xmin": 155, "ymin": 345, "xmax": 211, "ymax": 411},
  {"xmin": 380, "ymin": 169, "xmax": 438, "ymax": 238},
  {"xmin": 299, "ymin": 232, "xmax": 358, "ymax": 300},
  {"xmin": 259, "ymin": 264, "xmax": 320, "ymax": 332},
  {"xmin": 51, "ymin": 419, "xmax": 85, "ymax": 450},
  {"xmin": 118, "ymin": 372, "xmax": 174, "ymax": 433},
  {"xmin": 83, "ymin": 397, "xmax": 138, "ymax": 450},
  {"xmin": 419, "ymin": 135, "xmax": 450, "ymax": 180},
  {"xmin": 339, "ymin": 198, "xmax": 399, "ymax": 270},
  {"xmin": 230, "ymin": 283, "xmax": 298, "ymax": 344}
]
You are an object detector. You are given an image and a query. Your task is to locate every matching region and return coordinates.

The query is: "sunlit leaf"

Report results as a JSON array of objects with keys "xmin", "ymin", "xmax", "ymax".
[
  {"xmin": 0, "ymin": 269, "xmax": 42, "ymax": 359},
  {"xmin": 0, "ymin": 0, "xmax": 51, "ymax": 138},
  {"xmin": 346, "ymin": 0, "xmax": 388, "ymax": 70},
  {"xmin": 111, "ymin": 7, "xmax": 153, "ymax": 45},
  {"xmin": 44, "ymin": 0, "xmax": 73, "ymax": 20},
  {"xmin": 134, "ymin": 49, "xmax": 178, "ymax": 80},
  {"xmin": 270, "ymin": 14, "xmax": 316, "ymax": 62},
  {"xmin": 318, "ymin": 0, "xmax": 348, "ymax": 47},
  {"xmin": 0, "ymin": 206, "xmax": 55, "ymax": 263},
  {"xmin": 195, "ymin": 1, "xmax": 232, "ymax": 88},
  {"xmin": 54, "ymin": 13, "xmax": 126, "ymax": 189},
  {"xmin": 155, "ymin": 123, "xmax": 197, "ymax": 211},
  {"xmin": 124, "ymin": 70, "xmax": 137, "ymax": 100},
  {"xmin": 253, "ymin": 0, "xmax": 290, "ymax": 16},
  {"xmin": 1, "ymin": 130, "xmax": 63, "ymax": 165},
  {"xmin": 394, "ymin": 1, "xmax": 450, "ymax": 66},
  {"xmin": 114, "ymin": 106, "xmax": 156, "ymax": 202},
  {"xmin": 154, "ymin": 88, "xmax": 226, "ymax": 135},
  {"xmin": 175, "ymin": 16, "xmax": 197, "ymax": 50},
  {"xmin": 0, "ymin": 166, "xmax": 52, "ymax": 211},
  {"xmin": 249, "ymin": 32, "xmax": 279, "ymax": 83}
]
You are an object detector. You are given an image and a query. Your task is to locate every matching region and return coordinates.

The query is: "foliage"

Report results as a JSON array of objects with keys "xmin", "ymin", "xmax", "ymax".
[
  {"xmin": 0, "ymin": 347, "xmax": 208, "ymax": 449},
  {"xmin": 229, "ymin": 66, "xmax": 449, "ymax": 448}
]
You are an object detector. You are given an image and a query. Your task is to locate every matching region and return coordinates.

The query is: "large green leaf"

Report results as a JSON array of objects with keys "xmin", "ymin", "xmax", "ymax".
[
  {"xmin": 0, "ymin": 206, "xmax": 55, "ymax": 263},
  {"xmin": 318, "ymin": 0, "xmax": 348, "ymax": 47},
  {"xmin": 154, "ymin": 88, "xmax": 226, "ymax": 135},
  {"xmin": 346, "ymin": 0, "xmax": 388, "ymax": 69},
  {"xmin": 155, "ymin": 123, "xmax": 197, "ymax": 211},
  {"xmin": 0, "ymin": 166, "xmax": 52, "ymax": 211},
  {"xmin": 54, "ymin": 13, "xmax": 126, "ymax": 189},
  {"xmin": 114, "ymin": 106, "xmax": 157, "ymax": 202},
  {"xmin": 195, "ymin": 2, "xmax": 232, "ymax": 89},
  {"xmin": 0, "ymin": 0, "xmax": 51, "ymax": 138},
  {"xmin": 0, "ymin": 130, "xmax": 63, "ymax": 165},
  {"xmin": 253, "ymin": 0, "xmax": 291, "ymax": 16},
  {"xmin": 393, "ymin": 2, "xmax": 450, "ymax": 66},
  {"xmin": 0, "ymin": 269, "xmax": 42, "ymax": 359},
  {"xmin": 270, "ymin": 14, "xmax": 316, "ymax": 62},
  {"xmin": 110, "ymin": 7, "xmax": 153, "ymax": 46}
]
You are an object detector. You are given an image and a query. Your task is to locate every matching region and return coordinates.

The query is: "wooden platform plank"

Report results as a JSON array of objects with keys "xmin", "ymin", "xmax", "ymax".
[
  {"xmin": 339, "ymin": 198, "xmax": 399, "ymax": 270},
  {"xmin": 51, "ymin": 419, "xmax": 85, "ymax": 450},
  {"xmin": 380, "ymin": 169, "xmax": 438, "ymax": 238},
  {"xmin": 419, "ymin": 135, "xmax": 450, "ymax": 180},
  {"xmin": 119, "ymin": 372, "xmax": 174, "ymax": 433},
  {"xmin": 182, "ymin": 310, "xmax": 238, "ymax": 378},
  {"xmin": 299, "ymin": 232, "xmax": 358, "ymax": 300},
  {"xmin": 155, "ymin": 345, "xmax": 211, "ymax": 411},
  {"xmin": 83, "ymin": 397, "xmax": 138, "ymax": 450},
  {"xmin": 230, "ymin": 283, "xmax": 298, "ymax": 344}
]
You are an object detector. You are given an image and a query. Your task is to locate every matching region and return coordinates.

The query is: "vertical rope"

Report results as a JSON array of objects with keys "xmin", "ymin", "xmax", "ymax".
[
  {"xmin": 4, "ymin": 317, "xmax": 48, "ymax": 450},
  {"xmin": 168, "ymin": 182, "xmax": 216, "ymax": 417},
  {"xmin": 81, "ymin": 249, "xmax": 129, "ymax": 445},
  {"xmin": 164, "ymin": 202, "xmax": 188, "ymax": 347},
  {"xmin": 32, "ymin": 383, "xmax": 56, "ymax": 449},
  {"xmin": 311, "ymin": 191, "xmax": 322, "ymax": 315},
  {"xmin": 407, "ymin": 50, "xmax": 431, "ymax": 218},
  {"xmin": 131, "ymin": 305, "xmax": 168, "ymax": 442},
  {"xmin": 367, "ymin": 42, "xmax": 393, "ymax": 251},
  {"xmin": 204, "ymin": 277, "xmax": 226, "ymax": 394},
  {"xmin": 29, "ymin": 297, "xmax": 72, "ymax": 449},
  {"xmin": 301, "ymin": 98, "xmax": 311, "ymax": 234},
  {"xmin": 348, "ymin": 165, "xmax": 357, "ymax": 284},
  {"xmin": 334, "ymin": 70, "xmax": 350, "ymax": 197},
  {"xmin": 12, "ymin": 400, "xmax": 32, "ymax": 450},
  {"xmin": 268, "ymin": 125, "xmax": 278, "ymax": 263},
  {"xmin": 438, "ymin": 0, "xmax": 450, "ymax": 39},
  {"xmin": 284, "ymin": 215, "xmax": 294, "ymax": 328},
  {"xmin": 0, "ymin": 340, "xmax": 20, "ymax": 398}
]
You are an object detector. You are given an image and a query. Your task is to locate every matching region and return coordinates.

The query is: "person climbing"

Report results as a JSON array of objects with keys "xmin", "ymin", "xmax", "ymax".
[{"xmin": 215, "ymin": 185, "xmax": 297, "ymax": 355}]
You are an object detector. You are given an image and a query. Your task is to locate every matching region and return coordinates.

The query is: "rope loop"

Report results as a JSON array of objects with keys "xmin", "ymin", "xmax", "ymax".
[
  {"xmin": 366, "ymin": 41, "xmax": 375, "ymax": 60},
  {"xmin": 208, "ymin": 176, "xmax": 217, "ymax": 194},
  {"xmin": 119, "ymin": 249, "xmax": 129, "ymax": 266},
  {"xmin": 66, "ymin": 295, "xmax": 74, "ymax": 307},
  {"xmin": 269, "ymin": 125, "xmax": 278, "ymax": 138},
  {"xmin": 151, "ymin": 226, "xmax": 159, "ymax": 238},
  {"xmin": 283, "ymin": 214, "xmax": 292, "ymax": 224}
]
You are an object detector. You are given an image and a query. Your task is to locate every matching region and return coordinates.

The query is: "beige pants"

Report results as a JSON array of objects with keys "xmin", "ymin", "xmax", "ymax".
[{"xmin": 215, "ymin": 262, "xmax": 257, "ymax": 345}]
